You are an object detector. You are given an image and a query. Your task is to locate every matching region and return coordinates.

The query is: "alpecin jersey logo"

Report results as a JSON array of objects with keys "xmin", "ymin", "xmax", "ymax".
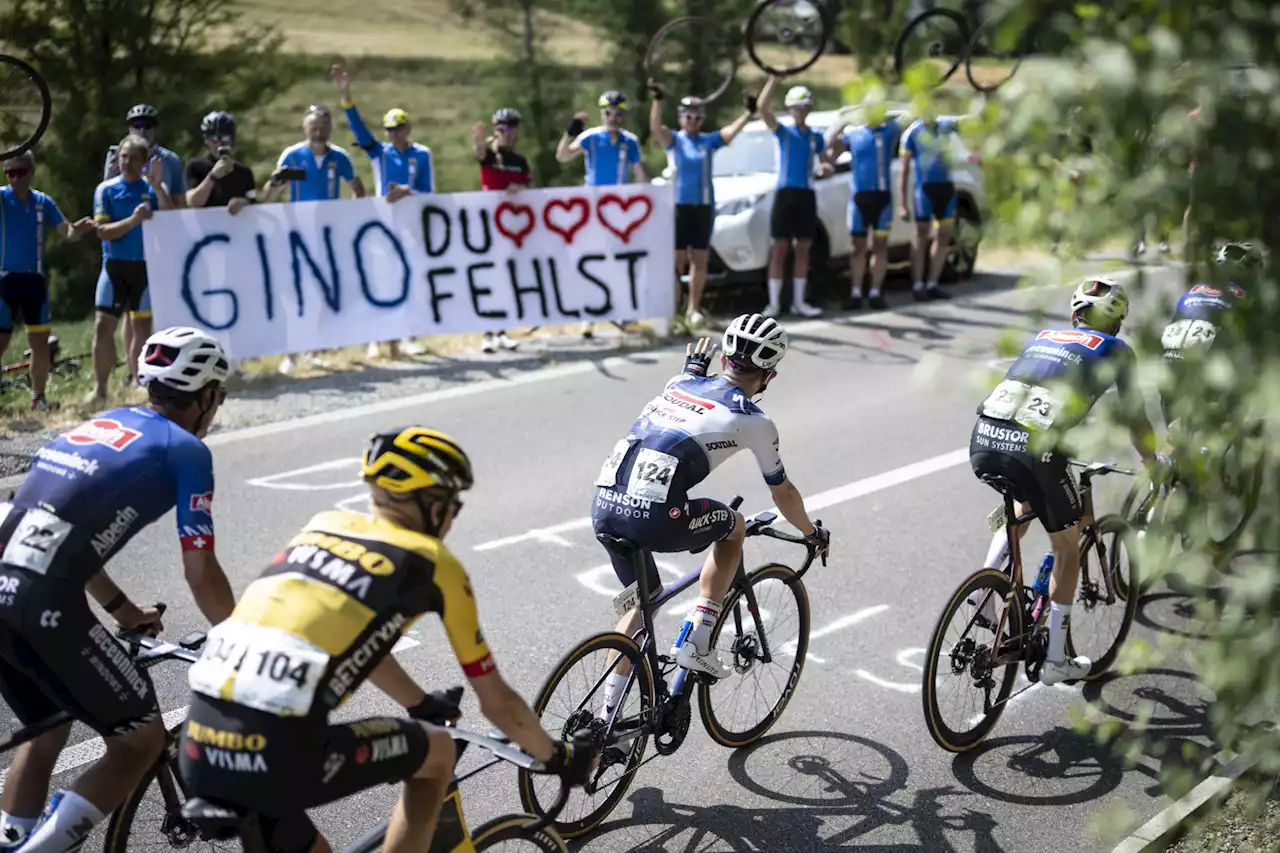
[
  {"xmin": 63, "ymin": 418, "xmax": 142, "ymax": 451},
  {"xmin": 1035, "ymin": 329, "xmax": 1105, "ymax": 350}
]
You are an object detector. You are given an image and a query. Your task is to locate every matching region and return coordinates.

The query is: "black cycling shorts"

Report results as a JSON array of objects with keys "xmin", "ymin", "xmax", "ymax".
[
  {"xmin": 95, "ymin": 259, "xmax": 151, "ymax": 317},
  {"xmin": 591, "ymin": 488, "xmax": 736, "ymax": 593},
  {"xmin": 675, "ymin": 204, "xmax": 714, "ymax": 251},
  {"xmin": 0, "ymin": 272, "xmax": 51, "ymax": 333},
  {"xmin": 850, "ymin": 190, "xmax": 892, "ymax": 236},
  {"xmin": 178, "ymin": 696, "xmax": 432, "ymax": 853},
  {"xmin": 770, "ymin": 187, "xmax": 817, "ymax": 242},
  {"xmin": 0, "ymin": 569, "xmax": 159, "ymax": 737},
  {"xmin": 969, "ymin": 416, "xmax": 1082, "ymax": 533}
]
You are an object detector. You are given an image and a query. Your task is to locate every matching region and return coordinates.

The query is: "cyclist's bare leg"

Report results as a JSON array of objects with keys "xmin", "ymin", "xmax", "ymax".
[
  {"xmin": 870, "ymin": 233, "xmax": 890, "ymax": 295},
  {"xmin": 912, "ymin": 222, "xmax": 931, "ymax": 285},
  {"xmin": 849, "ymin": 236, "xmax": 868, "ymax": 299},
  {"xmin": 982, "ymin": 501, "xmax": 1033, "ymax": 569},
  {"xmin": 699, "ymin": 511, "xmax": 746, "ymax": 603},
  {"xmin": 383, "ymin": 726, "xmax": 455, "ymax": 853},
  {"xmin": 688, "ymin": 248, "xmax": 710, "ymax": 316},
  {"xmin": 1040, "ymin": 521, "xmax": 1089, "ymax": 683},
  {"xmin": 90, "ymin": 311, "xmax": 118, "ymax": 401},
  {"xmin": 928, "ymin": 222, "xmax": 953, "ymax": 285},
  {"xmin": 1, "ymin": 723, "xmax": 71, "ymax": 821},
  {"xmin": 127, "ymin": 314, "xmax": 152, "ymax": 384}
]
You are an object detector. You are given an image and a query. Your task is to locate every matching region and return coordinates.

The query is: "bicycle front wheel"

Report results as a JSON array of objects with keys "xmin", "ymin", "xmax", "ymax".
[
  {"xmin": 893, "ymin": 7, "xmax": 969, "ymax": 85},
  {"xmin": 516, "ymin": 631, "xmax": 654, "ymax": 839},
  {"xmin": 922, "ymin": 568, "xmax": 1024, "ymax": 753},
  {"xmin": 0, "ymin": 55, "xmax": 52, "ymax": 160},
  {"xmin": 697, "ymin": 562, "xmax": 810, "ymax": 748},
  {"xmin": 1065, "ymin": 515, "xmax": 1138, "ymax": 679},
  {"xmin": 472, "ymin": 813, "xmax": 568, "ymax": 852}
]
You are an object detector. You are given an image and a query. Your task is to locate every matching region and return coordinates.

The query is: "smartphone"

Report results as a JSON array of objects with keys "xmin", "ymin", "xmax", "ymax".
[{"xmin": 275, "ymin": 167, "xmax": 308, "ymax": 182}]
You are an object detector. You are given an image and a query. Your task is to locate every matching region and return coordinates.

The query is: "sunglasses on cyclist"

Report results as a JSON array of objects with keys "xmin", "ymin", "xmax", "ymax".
[
  {"xmin": 5, "ymin": 167, "xmax": 29, "ymax": 178},
  {"xmin": 604, "ymin": 108, "xmax": 628, "ymax": 117},
  {"xmin": 130, "ymin": 120, "xmax": 157, "ymax": 130}
]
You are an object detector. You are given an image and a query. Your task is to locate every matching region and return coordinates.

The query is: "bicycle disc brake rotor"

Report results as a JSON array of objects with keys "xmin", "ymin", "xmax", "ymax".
[
  {"xmin": 730, "ymin": 630, "xmax": 762, "ymax": 675},
  {"xmin": 654, "ymin": 696, "xmax": 691, "ymax": 756}
]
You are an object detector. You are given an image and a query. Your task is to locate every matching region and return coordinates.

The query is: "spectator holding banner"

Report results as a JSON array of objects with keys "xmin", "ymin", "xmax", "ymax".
[
  {"xmin": 473, "ymin": 107, "xmax": 532, "ymax": 354},
  {"xmin": 0, "ymin": 151, "xmax": 95, "ymax": 409},
  {"xmin": 104, "ymin": 104, "xmax": 186, "ymax": 208},
  {"xmin": 91, "ymin": 134, "xmax": 174, "ymax": 403},
  {"xmin": 647, "ymin": 81, "xmax": 753, "ymax": 328},
  {"xmin": 556, "ymin": 89, "xmax": 647, "ymax": 339},
  {"xmin": 264, "ymin": 104, "xmax": 366, "ymax": 375}
]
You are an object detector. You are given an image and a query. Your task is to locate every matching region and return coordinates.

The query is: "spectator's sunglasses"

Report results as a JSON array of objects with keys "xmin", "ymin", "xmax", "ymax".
[
  {"xmin": 208, "ymin": 135, "xmax": 234, "ymax": 145},
  {"xmin": 4, "ymin": 166, "xmax": 29, "ymax": 178},
  {"xmin": 496, "ymin": 122, "xmax": 519, "ymax": 132},
  {"xmin": 604, "ymin": 107, "xmax": 628, "ymax": 118},
  {"xmin": 130, "ymin": 120, "xmax": 157, "ymax": 130}
]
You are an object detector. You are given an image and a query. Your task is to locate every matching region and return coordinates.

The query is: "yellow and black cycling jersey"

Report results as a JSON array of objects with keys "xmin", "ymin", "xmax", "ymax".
[{"xmin": 187, "ymin": 510, "xmax": 494, "ymax": 719}]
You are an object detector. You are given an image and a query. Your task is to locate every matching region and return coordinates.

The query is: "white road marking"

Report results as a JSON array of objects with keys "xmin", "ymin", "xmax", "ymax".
[
  {"xmin": 778, "ymin": 605, "xmax": 891, "ymax": 665},
  {"xmin": 472, "ymin": 448, "xmax": 969, "ymax": 551},
  {"xmin": 854, "ymin": 647, "xmax": 928, "ymax": 693},
  {"xmin": 245, "ymin": 457, "xmax": 363, "ymax": 490},
  {"xmin": 0, "ymin": 636, "xmax": 421, "ymax": 793}
]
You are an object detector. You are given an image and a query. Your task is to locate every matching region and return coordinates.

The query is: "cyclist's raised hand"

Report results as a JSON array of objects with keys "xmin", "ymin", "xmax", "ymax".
[
  {"xmin": 331, "ymin": 63, "xmax": 350, "ymax": 99},
  {"xmin": 684, "ymin": 336, "xmax": 717, "ymax": 377}
]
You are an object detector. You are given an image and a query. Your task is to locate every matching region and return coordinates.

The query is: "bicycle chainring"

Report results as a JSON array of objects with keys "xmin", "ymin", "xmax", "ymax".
[{"xmin": 653, "ymin": 696, "xmax": 691, "ymax": 756}]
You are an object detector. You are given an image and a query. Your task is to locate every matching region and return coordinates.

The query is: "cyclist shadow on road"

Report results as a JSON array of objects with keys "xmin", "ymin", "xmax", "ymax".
[{"xmin": 573, "ymin": 730, "xmax": 1005, "ymax": 852}]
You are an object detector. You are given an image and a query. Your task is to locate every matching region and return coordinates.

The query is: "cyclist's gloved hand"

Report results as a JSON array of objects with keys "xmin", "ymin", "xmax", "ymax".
[
  {"xmin": 565, "ymin": 114, "xmax": 586, "ymax": 139},
  {"xmin": 648, "ymin": 78, "xmax": 665, "ymax": 100},
  {"xmin": 545, "ymin": 731, "xmax": 599, "ymax": 787},
  {"xmin": 744, "ymin": 91, "xmax": 758, "ymax": 113},
  {"xmin": 805, "ymin": 522, "xmax": 830, "ymax": 566},
  {"xmin": 683, "ymin": 336, "xmax": 717, "ymax": 377},
  {"xmin": 407, "ymin": 686, "xmax": 464, "ymax": 725}
]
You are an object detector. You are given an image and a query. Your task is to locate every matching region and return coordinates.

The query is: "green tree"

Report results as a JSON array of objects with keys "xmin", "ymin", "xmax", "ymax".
[{"xmin": 2, "ymin": 0, "xmax": 300, "ymax": 318}]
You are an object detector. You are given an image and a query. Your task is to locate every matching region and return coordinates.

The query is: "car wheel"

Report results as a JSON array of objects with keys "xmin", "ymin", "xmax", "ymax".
[{"xmin": 942, "ymin": 200, "xmax": 981, "ymax": 282}]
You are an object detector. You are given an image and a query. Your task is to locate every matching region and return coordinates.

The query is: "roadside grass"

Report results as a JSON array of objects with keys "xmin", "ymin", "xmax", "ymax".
[{"xmin": 1166, "ymin": 775, "xmax": 1280, "ymax": 853}]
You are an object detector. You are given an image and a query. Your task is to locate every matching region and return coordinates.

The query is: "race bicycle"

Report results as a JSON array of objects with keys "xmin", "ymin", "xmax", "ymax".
[
  {"xmin": 0, "ymin": 54, "xmax": 52, "ymax": 159},
  {"xmin": 516, "ymin": 497, "xmax": 823, "ymax": 838},
  {"xmin": 921, "ymin": 459, "xmax": 1139, "ymax": 753}
]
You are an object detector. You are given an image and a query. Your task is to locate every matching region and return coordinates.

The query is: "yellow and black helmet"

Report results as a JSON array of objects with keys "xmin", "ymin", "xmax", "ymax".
[{"xmin": 361, "ymin": 426, "xmax": 474, "ymax": 496}]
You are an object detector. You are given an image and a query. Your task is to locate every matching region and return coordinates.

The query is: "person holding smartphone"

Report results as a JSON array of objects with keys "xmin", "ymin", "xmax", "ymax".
[
  {"xmin": 473, "ymin": 107, "xmax": 532, "ymax": 354},
  {"xmin": 186, "ymin": 112, "xmax": 256, "ymax": 214}
]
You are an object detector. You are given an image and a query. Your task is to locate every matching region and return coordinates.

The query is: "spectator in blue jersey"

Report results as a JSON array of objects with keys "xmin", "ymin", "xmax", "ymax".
[
  {"xmin": 1, "ymin": 151, "xmax": 95, "ymax": 409},
  {"xmin": 331, "ymin": 63, "xmax": 434, "ymax": 361},
  {"xmin": 104, "ymin": 104, "xmax": 186, "ymax": 208},
  {"xmin": 897, "ymin": 111, "xmax": 975, "ymax": 301},
  {"xmin": 757, "ymin": 78, "xmax": 832, "ymax": 318},
  {"xmin": 648, "ymin": 81, "xmax": 753, "ymax": 328},
  {"xmin": 555, "ymin": 89, "xmax": 647, "ymax": 338},
  {"xmin": 825, "ymin": 106, "xmax": 905, "ymax": 311},
  {"xmin": 264, "ymin": 104, "xmax": 366, "ymax": 375},
  {"xmin": 91, "ymin": 135, "xmax": 174, "ymax": 404}
]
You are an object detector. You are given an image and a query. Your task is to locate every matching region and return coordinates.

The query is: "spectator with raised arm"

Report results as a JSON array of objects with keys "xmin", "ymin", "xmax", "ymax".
[
  {"xmin": 0, "ymin": 151, "xmax": 95, "ymax": 410},
  {"xmin": 91, "ymin": 135, "xmax": 174, "ymax": 403},
  {"xmin": 555, "ymin": 89, "xmax": 647, "ymax": 339},
  {"xmin": 648, "ymin": 82, "xmax": 753, "ymax": 327},
  {"xmin": 264, "ymin": 104, "xmax": 366, "ymax": 375},
  {"xmin": 104, "ymin": 104, "xmax": 186, "ymax": 208},
  {"xmin": 474, "ymin": 107, "xmax": 532, "ymax": 354}
]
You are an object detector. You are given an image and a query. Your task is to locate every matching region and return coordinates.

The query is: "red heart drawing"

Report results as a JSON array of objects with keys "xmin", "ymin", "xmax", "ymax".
[
  {"xmin": 494, "ymin": 201, "xmax": 535, "ymax": 248},
  {"xmin": 542, "ymin": 197, "xmax": 591, "ymax": 245},
  {"xmin": 597, "ymin": 194, "xmax": 654, "ymax": 244}
]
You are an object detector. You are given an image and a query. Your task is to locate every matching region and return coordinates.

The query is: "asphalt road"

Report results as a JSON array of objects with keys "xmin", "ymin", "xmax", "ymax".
[{"xmin": 1, "ymin": 260, "xmax": 1224, "ymax": 853}]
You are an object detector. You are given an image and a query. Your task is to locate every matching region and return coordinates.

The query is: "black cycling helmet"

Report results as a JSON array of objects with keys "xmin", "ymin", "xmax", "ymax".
[
  {"xmin": 598, "ymin": 90, "xmax": 629, "ymax": 110},
  {"xmin": 492, "ymin": 107, "xmax": 522, "ymax": 126},
  {"xmin": 126, "ymin": 104, "xmax": 160, "ymax": 124},
  {"xmin": 200, "ymin": 111, "xmax": 236, "ymax": 138},
  {"xmin": 1215, "ymin": 241, "xmax": 1266, "ymax": 270}
]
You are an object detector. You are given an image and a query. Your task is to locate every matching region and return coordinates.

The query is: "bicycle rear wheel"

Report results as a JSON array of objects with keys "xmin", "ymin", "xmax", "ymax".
[
  {"xmin": 698, "ymin": 563, "xmax": 811, "ymax": 748},
  {"xmin": 964, "ymin": 15, "xmax": 1030, "ymax": 93},
  {"xmin": 1065, "ymin": 515, "xmax": 1138, "ymax": 679},
  {"xmin": 0, "ymin": 55, "xmax": 52, "ymax": 159},
  {"xmin": 644, "ymin": 16, "xmax": 738, "ymax": 105},
  {"xmin": 893, "ymin": 7, "xmax": 969, "ymax": 86},
  {"xmin": 472, "ymin": 814, "xmax": 568, "ymax": 852},
  {"xmin": 921, "ymin": 568, "xmax": 1024, "ymax": 753},
  {"xmin": 516, "ymin": 631, "xmax": 654, "ymax": 839},
  {"xmin": 745, "ymin": 0, "xmax": 832, "ymax": 77}
]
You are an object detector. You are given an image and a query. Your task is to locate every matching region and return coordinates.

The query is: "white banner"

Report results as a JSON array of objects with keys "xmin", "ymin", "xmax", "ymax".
[{"xmin": 142, "ymin": 185, "xmax": 676, "ymax": 359}]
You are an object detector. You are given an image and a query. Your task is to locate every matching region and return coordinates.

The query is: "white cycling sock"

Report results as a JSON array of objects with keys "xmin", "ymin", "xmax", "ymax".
[
  {"xmin": 1047, "ymin": 602, "xmax": 1072, "ymax": 663},
  {"xmin": 0, "ymin": 813, "xmax": 39, "ymax": 848},
  {"xmin": 793, "ymin": 277, "xmax": 808, "ymax": 305},
  {"xmin": 983, "ymin": 532, "xmax": 1009, "ymax": 570},
  {"xmin": 600, "ymin": 672, "xmax": 627, "ymax": 717},
  {"xmin": 20, "ymin": 791, "xmax": 102, "ymax": 853},
  {"xmin": 673, "ymin": 597, "xmax": 722, "ymax": 655},
  {"xmin": 913, "ymin": 280, "xmax": 925, "ymax": 292},
  {"xmin": 767, "ymin": 278, "xmax": 783, "ymax": 307}
]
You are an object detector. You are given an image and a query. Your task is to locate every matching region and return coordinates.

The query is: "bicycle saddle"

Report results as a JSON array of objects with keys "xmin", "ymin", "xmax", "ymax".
[
  {"xmin": 596, "ymin": 533, "xmax": 640, "ymax": 552},
  {"xmin": 180, "ymin": 797, "xmax": 246, "ymax": 839},
  {"xmin": 979, "ymin": 473, "xmax": 1020, "ymax": 497}
]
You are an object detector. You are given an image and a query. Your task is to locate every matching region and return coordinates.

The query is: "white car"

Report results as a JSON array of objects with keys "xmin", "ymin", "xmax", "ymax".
[{"xmin": 655, "ymin": 105, "xmax": 986, "ymax": 300}]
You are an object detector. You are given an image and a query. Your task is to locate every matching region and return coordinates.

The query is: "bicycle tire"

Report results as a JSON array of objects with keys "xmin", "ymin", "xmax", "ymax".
[
  {"xmin": 516, "ymin": 631, "xmax": 654, "ymax": 840},
  {"xmin": 1204, "ymin": 434, "xmax": 1265, "ymax": 556},
  {"xmin": 0, "ymin": 55, "xmax": 52, "ymax": 160},
  {"xmin": 964, "ymin": 17, "xmax": 1028, "ymax": 93},
  {"xmin": 472, "ymin": 813, "xmax": 569, "ymax": 852},
  {"xmin": 1065, "ymin": 515, "xmax": 1139, "ymax": 680},
  {"xmin": 697, "ymin": 563, "xmax": 811, "ymax": 748},
  {"xmin": 921, "ymin": 567, "xmax": 1023, "ymax": 753},
  {"xmin": 644, "ymin": 16, "xmax": 737, "ymax": 105},
  {"xmin": 892, "ymin": 7, "xmax": 969, "ymax": 85},
  {"xmin": 745, "ymin": 0, "xmax": 832, "ymax": 77}
]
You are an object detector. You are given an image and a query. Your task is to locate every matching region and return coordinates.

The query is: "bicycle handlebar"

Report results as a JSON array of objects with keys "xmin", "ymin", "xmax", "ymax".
[
  {"xmin": 114, "ymin": 603, "xmax": 208, "ymax": 666},
  {"xmin": 728, "ymin": 495, "xmax": 827, "ymax": 583},
  {"xmin": 1067, "ymin": 458, "xmax": 1138, "ymax": 477}
]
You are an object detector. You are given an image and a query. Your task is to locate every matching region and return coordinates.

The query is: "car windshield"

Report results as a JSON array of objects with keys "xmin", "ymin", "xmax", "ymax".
[{"xmin": 711, "ymin": 125, "xmax": 829, "ymax": 176}]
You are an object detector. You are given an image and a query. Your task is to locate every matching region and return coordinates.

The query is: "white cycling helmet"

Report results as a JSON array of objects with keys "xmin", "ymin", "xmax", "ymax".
[
  {"xmin": 1070, "ymin": 276, "xmax": 1130, "ymax": 327},
  {"xmin": 722, "ymin": 313, "xmax": 788, "ymax": 371},
  {"xmin": 783, "ymin": 86, "xmax": 813, "ymax": 109},
  {"xmin": 138, "ymin": 326, "xmax": 230, "ymax": 392}
]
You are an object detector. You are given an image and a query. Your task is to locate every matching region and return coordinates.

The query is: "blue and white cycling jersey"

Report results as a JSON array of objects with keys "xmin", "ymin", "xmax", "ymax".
[
  {"xmin": 979, "ymin": 327, "xmax": 1136, "ymax": 433},
  {"xmin": 2, "ymin": 406, "xmax": 217, "ymax": 583},
  {"xmin": 844, "ymin": 117, "xmax": 903, "ymax": 193},
  {"xmin": 595, "ymin": 373, "xmax": 787, "ymax": 504},
  {"xmin": 1172, "ymin": 282, "xmax": 1246, "ymax": 322},
  {"xmin": 667, "ymin": 130, "xmax": 724, "ymax": 206},
  {"xmin": 902, "ymin": 117, "xmax": 959, "ymax": 185},
  {"xmin": 575, "ymin": 127, "xmax": 642, "ymax": 187},
  {"xmin": 773, "ymin": 123, "xmax": 825, "ymax": 190}
]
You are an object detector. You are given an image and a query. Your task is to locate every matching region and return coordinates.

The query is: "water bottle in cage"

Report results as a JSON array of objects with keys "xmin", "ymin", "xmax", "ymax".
[{"xmin": 1031, "ymin": 552, "xmax": 1054, "ymax": 599}]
